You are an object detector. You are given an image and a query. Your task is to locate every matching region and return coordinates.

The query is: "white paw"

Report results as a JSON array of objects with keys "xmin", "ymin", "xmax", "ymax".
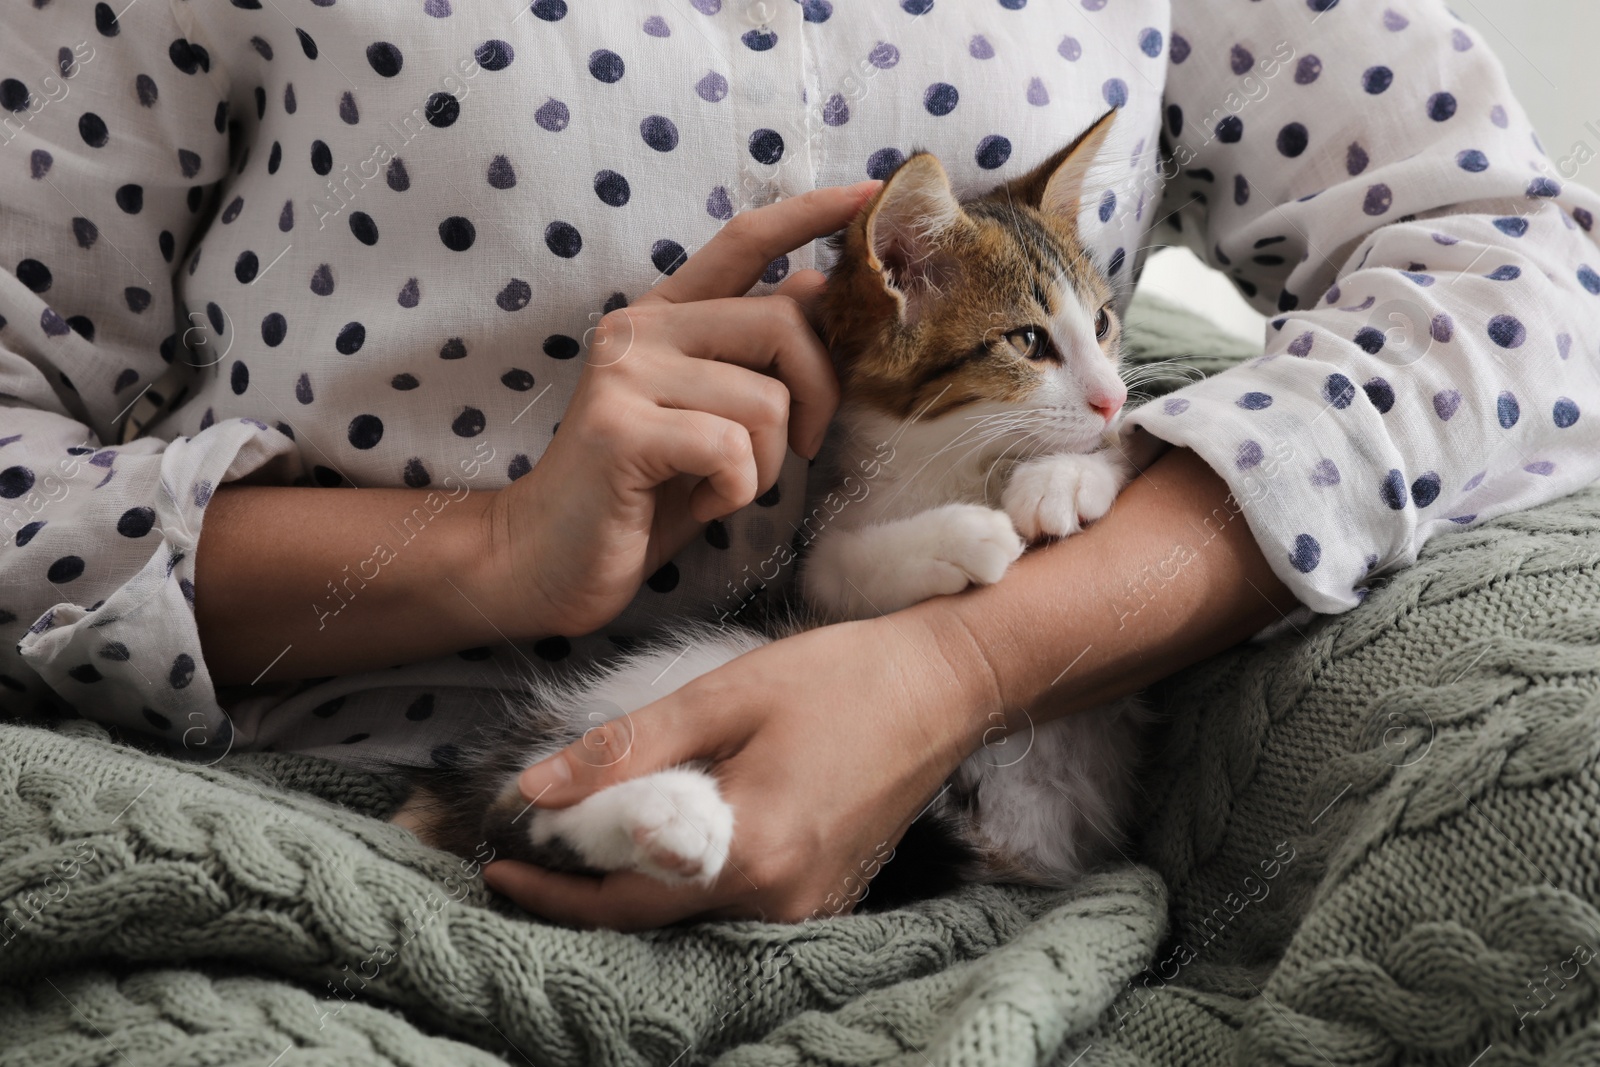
[
  {"xmin": 923, "ymin": 504, "xmax": 1025, "ymax": 591},
  {"xmin": 1003, "ymin": 452, "xmax": 1124, "ymax": 541},
  {"xmin": 800, "ymin": 504, "xmax": 1024, "ymax": 620},
  {"xmin": 531, "ymin": 769, "xmax": 733, "ymax": 886},
  {"xmin": 625, "ymin": 772, "xmax": 733, "ymax": 883}
]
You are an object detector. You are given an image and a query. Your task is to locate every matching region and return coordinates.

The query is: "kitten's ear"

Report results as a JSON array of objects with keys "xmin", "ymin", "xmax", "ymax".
[
  {"xmin": 1008, "ymin": 108, "xmax": 1118, "ymax": 225},
  {"xmin": 864, "ymin": 152, "xmax": 964, "ymax": 324}
]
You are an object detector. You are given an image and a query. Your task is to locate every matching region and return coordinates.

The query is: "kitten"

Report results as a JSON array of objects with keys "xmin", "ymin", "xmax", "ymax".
[{"xmin": 399, "ymin": 109, "xmax": 1149, "ymax": 908}]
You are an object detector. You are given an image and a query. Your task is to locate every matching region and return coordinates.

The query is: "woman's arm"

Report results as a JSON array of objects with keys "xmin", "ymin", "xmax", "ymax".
[
  {"xmin": 484, "ymin": 444, "xmax": 1296, "ymax": 928},
  {"xmin": 918, "ymin": 443, "xmax": 1299, "ymax": 719},
  {"xmin": 193, "ymin": 484, "xmax": 505, "ymax": 684}
]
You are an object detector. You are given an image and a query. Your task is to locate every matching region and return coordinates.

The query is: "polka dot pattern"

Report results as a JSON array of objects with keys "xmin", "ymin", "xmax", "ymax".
[
  {"xmin": 1122, "ymin": 0, "xmax": 1600, "ymax": 623},
  {"xmin": 0, "ymin": 0, "xmax": 1594, "ymax": 762}
]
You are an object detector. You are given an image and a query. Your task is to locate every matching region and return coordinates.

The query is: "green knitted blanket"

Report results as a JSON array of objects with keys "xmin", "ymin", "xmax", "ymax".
[{"xmin": 5, "ymin": 294, "xmax": 1600, "ymax": 1067}]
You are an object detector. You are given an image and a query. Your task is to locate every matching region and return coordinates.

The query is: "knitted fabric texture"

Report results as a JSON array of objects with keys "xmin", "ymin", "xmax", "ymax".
[{"xmin": 3, "ymin": 295, "xmax": 1597, "ymax": 1067}]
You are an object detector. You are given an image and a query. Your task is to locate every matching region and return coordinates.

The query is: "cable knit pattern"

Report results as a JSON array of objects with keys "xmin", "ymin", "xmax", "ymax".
[
  {"xmin": 0, "ymin": 712, "xmax": 1085, "ymax": 1067},
  {"xmin": 1, "ymin": 969, "xmax": 507, "ymax": 1067},
  {"xmin": 3, "ymin": 297, "xmax": 1599, "ymax": 1067},
  {"xmin": 1104, "ymin": 478, "xmax": 1600, "ymax": 1066}
]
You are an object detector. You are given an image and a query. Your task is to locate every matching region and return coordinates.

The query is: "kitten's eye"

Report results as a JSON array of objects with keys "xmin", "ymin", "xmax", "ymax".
[
  {"xmin": 1094, "ymin": 307, "xmax": 1113, "ymax": 341},
  {"xmin": 1004, "ymin": 326, "xmax": 1046, "ymax": 360}
]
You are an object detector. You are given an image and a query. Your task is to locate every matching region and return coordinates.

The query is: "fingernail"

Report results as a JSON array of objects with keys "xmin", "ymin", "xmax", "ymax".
[{"xmin": 519, "ymin": 755, "xmax": 571, "ymax": 803}]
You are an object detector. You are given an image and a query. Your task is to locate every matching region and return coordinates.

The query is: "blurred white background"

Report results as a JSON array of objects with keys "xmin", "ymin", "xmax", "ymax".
[{"xmin": 1138, "ymin": 0, "xmax": 1600, "ymax": 344}]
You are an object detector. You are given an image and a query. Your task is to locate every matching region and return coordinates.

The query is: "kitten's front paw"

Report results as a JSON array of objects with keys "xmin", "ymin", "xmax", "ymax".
[
  {"xmin": 531, "ymin": 769, "xmax": 733, "ymax": 886},
  {"xmin": 928, "ymin": 504, "xmax": 1025, "ymax": 589},
  {"xmin": 1003, "ymin": 452, "xmax": 1124, "ymax": 541},
  {"xmin": 625, "ymin": 772, "xmax": 733, "ymax": 883}
]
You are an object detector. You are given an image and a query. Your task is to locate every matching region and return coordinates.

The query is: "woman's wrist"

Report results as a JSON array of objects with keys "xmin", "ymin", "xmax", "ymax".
[
  {"xmin": 466, "ymin": 482, "xmax": 566, "ymax": 640},
  {"xmin": 426, "ymin": 482, "xmax": 569, "ymax": 642},
  {"xmin": 882, "ymin": 607, "xmax": 1011, "ymax": 766},
  {"xmin": 196, "ymin": 481, "xmax": 534, "ymax": 684}
]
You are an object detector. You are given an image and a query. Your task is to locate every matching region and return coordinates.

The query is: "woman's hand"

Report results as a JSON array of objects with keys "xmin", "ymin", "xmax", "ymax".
[
  {"xmin": 480, "ymin": 610, "xmax": 1001, "ymax": 928},
  {"xmin": 197, "ymin": 182, "xmax": 875, "ymax": 684},
  {"xmin": 476, "ymin": 447, "xmax": 1299, "ymax": 928},
  {"xmin": 476, "ymin": 181, "xmax": 880, "ymax": 640}
]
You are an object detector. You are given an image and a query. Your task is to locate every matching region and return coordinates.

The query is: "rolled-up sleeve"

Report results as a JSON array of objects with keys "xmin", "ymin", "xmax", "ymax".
[
  {"xmin": 1129, "ymin": 0, "xmax": 1600, "ymax": 613},
  {"xmin": 1, "ymin": 4, "xmax": 298, "ymax": 740}
]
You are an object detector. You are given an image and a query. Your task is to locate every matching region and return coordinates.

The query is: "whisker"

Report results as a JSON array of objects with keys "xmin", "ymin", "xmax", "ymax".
[
  {"xmin": 937, "ymin": 413, "xmax": 1056, "ymax": 479},
  {"xmin": 880, "ymin": 413, "xmax": 1040, "ymax": 505},
  {"xmin": 981, "ymin": 429, "xmax": 1048, "ymax": 499}
]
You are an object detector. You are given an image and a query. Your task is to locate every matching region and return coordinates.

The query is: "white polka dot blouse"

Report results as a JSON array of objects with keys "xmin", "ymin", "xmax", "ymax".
[{"xmin": 2, "ymin": 0, "xmax": 1597, "ymax": 766}]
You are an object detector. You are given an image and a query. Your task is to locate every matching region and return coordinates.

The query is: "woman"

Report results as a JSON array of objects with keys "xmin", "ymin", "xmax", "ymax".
[{"xmin": 1, "ymin": 0, "xmax": 1595, "ymax": 928}]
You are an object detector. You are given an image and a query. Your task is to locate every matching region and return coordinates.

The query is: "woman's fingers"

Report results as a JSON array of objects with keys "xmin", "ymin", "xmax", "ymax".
[
  {"xmin": 481, "ymin": 862, "xmax": 725, "ymax": 931},
  {"xmin": 516, "ymin": 684, "xmax": 740, "ymax": 808},
  {"xmin": 639, "ymin": 181, "xmax": 878, "ymax": 306},
  {"xmin": 773, "ymin": 268, "xmax": 830, "ymax": 333},
  {"xmin": 647, "ymin": 357, "xmax": 791, "ymax": 510},
  {"xmin": 635, "ymin": 407, "xmax": 760, "ymax": 524},
  {"xmin": 650, "ymin": 296, "xmax": 841, "ymax": 458}
]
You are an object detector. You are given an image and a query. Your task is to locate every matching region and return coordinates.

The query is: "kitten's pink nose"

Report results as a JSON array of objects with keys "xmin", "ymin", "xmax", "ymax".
[{"xmin": 1088, "ymin": 386, "xmax": 1127, "ymax": 423}]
